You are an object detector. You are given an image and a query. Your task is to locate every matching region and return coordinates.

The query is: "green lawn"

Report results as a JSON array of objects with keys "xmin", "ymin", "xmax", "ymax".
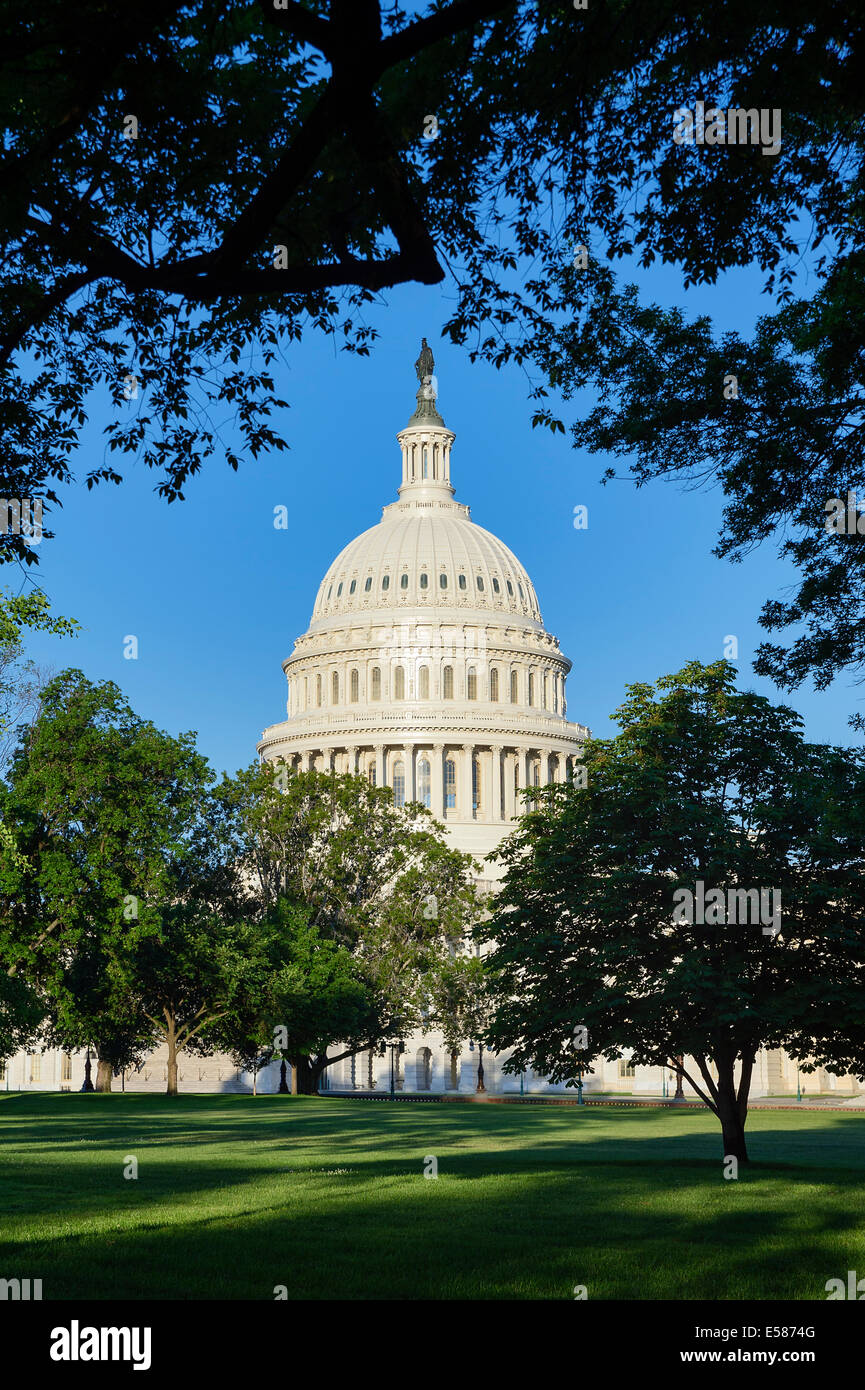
[{"xmin": 2, "ymin": 1093, "xmax": 864, "ymax": 1300}]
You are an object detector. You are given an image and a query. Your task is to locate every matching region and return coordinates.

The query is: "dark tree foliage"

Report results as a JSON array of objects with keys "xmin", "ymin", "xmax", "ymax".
[
  {"xmin": 485, "ymin": 662, "xmax": 865, "ymax": 1163},
  {"xmin": 3, "ymin": 1, "xmax": 863, "ymax": 681}
]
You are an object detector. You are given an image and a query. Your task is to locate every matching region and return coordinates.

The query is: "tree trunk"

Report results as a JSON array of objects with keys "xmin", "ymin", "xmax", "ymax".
[
  {"xmin": 715, "ymin": 1052, "xmax": 750, "ymax": 1163},
  {"xmin": 95, "ymin": 1058, "xmax": 113, "ymax": 1092},
  {"xmin": 166, "ymin": 1023, "xmax": 178, "ymax": 1096},
  {"xmin": 291, "ymin": 1056, "xmax": 322, "ymax": 1095}
]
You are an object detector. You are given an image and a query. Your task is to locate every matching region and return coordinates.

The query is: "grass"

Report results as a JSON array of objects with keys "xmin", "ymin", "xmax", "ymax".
[{"xmin": 2, "ymin": 1092, "xmax": 865, "ymax": 1299}]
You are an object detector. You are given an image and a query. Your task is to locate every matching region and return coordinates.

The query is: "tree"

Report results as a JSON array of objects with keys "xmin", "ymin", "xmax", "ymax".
[
  {"xmin": 211, "ymin": 899, "xmax": 383, "ymax": 1096},
  {"xmin": 429, "ymin": 951, "xmax": 492, "ymax": 1092},
  {"xmin": 485, "ymin": 660, "xmax": 865, "ymax": 1163},
  {"xmin": 0, "ymin": 669, "xmax": 214, "ymax": 1090},
  {"xmin": 218, "ymin": 762, "xmax": 485, "ymax": 1092},
  {"xmin": 4, "ymin": 0, "xmax": 863, "ymax": 592}
]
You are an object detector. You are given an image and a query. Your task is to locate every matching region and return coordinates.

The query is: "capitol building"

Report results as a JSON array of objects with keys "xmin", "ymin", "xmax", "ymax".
[{"xmin": 2, "ymin": 347, "xmax": 861, "ymax": 1101}]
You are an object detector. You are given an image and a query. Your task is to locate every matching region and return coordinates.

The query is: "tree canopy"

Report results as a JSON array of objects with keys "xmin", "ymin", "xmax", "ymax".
[
  {"xmin": 5, "ymin": 1, "xmax": 865, "ymax": 679},
  {"xmin": 485, "ymin": 660, "xmax": 865, "ymax": 1162}
]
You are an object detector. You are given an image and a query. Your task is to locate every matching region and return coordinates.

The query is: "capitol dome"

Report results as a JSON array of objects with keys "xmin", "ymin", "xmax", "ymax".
[{"xmin": 258, "ymin": 346, "xmax": 588, "ymax": 866}]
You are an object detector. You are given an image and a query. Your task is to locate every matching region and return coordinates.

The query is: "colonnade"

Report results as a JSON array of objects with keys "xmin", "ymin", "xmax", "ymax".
[{"xmin": 275, "ymin": 742, "xmax": 582, "ymax": 822}]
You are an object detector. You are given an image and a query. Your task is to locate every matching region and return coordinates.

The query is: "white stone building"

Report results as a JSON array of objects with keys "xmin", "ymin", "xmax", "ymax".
[{"xmin": 2, "ymin": 351, "xmax": 859, "ymax": 1100}]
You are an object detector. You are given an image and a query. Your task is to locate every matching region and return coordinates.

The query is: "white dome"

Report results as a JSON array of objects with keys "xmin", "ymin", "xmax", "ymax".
[{"xmin": 310, "ymin": 502, "xmax": 543, "ymax": 631}]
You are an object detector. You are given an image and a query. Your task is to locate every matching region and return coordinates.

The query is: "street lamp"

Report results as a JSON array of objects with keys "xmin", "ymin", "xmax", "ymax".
[
  {"xmin": 467, "ymin": 1039, "xmax": 489, "ymax": 1089},
  {"xmin": 389, "ymin": 1040, "xmax": 404, "ymax": 1098},
  {"xmin": 80, "ymin": 1046, "xmax": 94, "ymax": 1093},
  {"xmin": 797, "ymin": 1062, "xmax": 802, "ymax": 1103}
]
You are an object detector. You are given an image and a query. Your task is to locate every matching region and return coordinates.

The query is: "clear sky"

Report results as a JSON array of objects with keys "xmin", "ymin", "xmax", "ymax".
[{"xmin": 15, "ymin": 258, "xmax": 860, "ymax": 779}]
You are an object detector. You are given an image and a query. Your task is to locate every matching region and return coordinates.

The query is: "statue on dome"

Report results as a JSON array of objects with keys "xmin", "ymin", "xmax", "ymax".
[{"xmin": 414, "ymin": 337, "xmax": 435, "ymax": 384}]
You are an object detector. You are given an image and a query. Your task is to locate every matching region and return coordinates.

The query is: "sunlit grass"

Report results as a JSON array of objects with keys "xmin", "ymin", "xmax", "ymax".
[{"xmin": 1, "ymin": 1093, "xmax": 864, "ymax": 1299}]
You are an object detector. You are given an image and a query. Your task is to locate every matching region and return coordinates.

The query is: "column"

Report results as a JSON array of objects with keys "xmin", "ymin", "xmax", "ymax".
[
  {"xmin": 504, "ymin": 751, "xmax": 516, "ymax": 821},
  {"xmin": 403, "ymin": 743, "xmax": 415, "ymax": 803},
  {"xmin": 347, "ymin": 746, "xmax": 358, "ymax": 775},
  {"xmin": 432, "ymin": 744, "xmax": 444, "ymax": 818},
  {"xmin": 461, "ymin": 744, "xmax": 474, "ymax": 820},
  {"xmin": 301, "ymin": 750, "xmax": 312, "ymax": 772},
  {"xmin": 487, "ymin": 746, "xmax": 501, "ymax": 821},
  {"xmin": 375, "ymin": 744, "xmax": 386, "ymax": 789},
  {"xmin": 553, "ymin": 753, "xmax": 565, "ymax": 784},
  {"xmin": 538, "ymin": 750, "xmax": 549, "ymax": 786}
]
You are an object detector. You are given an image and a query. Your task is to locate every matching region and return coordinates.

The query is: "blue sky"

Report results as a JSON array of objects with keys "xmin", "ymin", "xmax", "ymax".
[{"xmin": 15, "ymin": 260, "xmax": 860, "ymax": 779}]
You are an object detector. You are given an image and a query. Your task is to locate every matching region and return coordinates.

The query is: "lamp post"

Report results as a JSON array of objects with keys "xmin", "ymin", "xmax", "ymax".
[
  {"xmin": 797, "ymin": 1063, "xmax": 802, "ymax": 1103},
  {"xmin": 278, "ymin": 1058, "xmax": 289, "ymax": 1094},
  {"xmin": 80, "ymin": 1046, "xmax": 94, "ymax": 1093}
]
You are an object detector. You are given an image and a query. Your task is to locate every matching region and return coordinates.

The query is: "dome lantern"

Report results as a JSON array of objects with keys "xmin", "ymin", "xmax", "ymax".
[{"xmin": 397, "ymin": 337, "xmax": 456, "ymax": 499}]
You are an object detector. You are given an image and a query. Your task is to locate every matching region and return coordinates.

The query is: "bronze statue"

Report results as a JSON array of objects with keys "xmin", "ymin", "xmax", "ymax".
[{"xmin": 414, "ymin": 337, "xmax": 435, "ymax": 383}]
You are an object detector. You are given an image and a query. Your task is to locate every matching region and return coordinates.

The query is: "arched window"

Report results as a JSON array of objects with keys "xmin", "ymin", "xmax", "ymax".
[
  {"xmin": 394, "ymin": 665, "xmax": 405, "ymax": 699},
  {"xmin": 476, "ymin": 575, "xmax": 485, "ymax": 591},
  {"xmin": 458, "ymin": 574, "xmax": 467, "ymax": 590},
  {"xmin": 419, "ymin": 572, "xmax": 429, "ymax": 590},
  {"xmin": 350, "ymin": 669, "xmax": 359, "ymax": 703},
  {"xmin": 400, "ymin": 573, "xmax": 409, "ymax": 590},
  {"xmin": 528, "ymin": 672, "xmax": 535, "ymax": 706},
  {"xmin": 443, "ymin": 666, "xmax": 454, "ymax": 699},
  {"xmin": 467, "ymin": 667, "xmax": 477, "ymax": 700},
  {"xmin": 419, "ymin": 666, "xmax": 430, "ymax": 699},
  {"xmin": 552, "ymin": 673, "xmax": 558, "ymax": 712},
  {"xmin": 490, "ymin": 668, "xmax": 499, "ymax": 702},
  {"xmin": 518, "ymin": 582, "xmax": 524, "ymax": 600},
  {"xmin": 444, "ymin": 758, "xmax": 456, "ymax": 809},
  {"xmin": 364, "ymin": 576, "xmax": 372, "ymax": 592},
  {"xmin": 327, "ymin": 585, "xmax": 332, "ymax": 600},
  {"xmin": 423, "ymin": 448, "xmax": 429, "ymax": 479},
  {"xmin": 393, "ymin": 761, "xmax": 405, "ymax": 807},
  {"xmin": 543, "ymin": 671, "xmax": 548, "ymax": 708},
  {"xmin": 332, "ymin": 671, "xmax": 339, "ymax": 704},
  {"xmin": 371, "ymin": 667, "xmax": 381, "ymax": 700},
  {"xmin": 492, "ymin": 577, "xmax": 500, "ymax": 594},
  {"xmin": 337, "ymin": 582, "xmax": 343, "ymax": 597},
  {"xmin": 316, "ymin": 674, "xmax": 323, "ymax": 707},
  {"xmin": 368, "ymin": 761, "xmax": 376, "ymax": 786},
  {"xmin": 510, "ymin": 670, "xmax": 518, "ymax": 704},
  {"xmin": 506, "ymin": 579, "xmax": 514, "ymax": 596},
  {"xmin": 349, "ymin": 579, "xmax": 356, "ymax": 595},
  {"xmin": 472, "ymin": 756, "xmax": 481, "ymax": 813},
  {"xmin": 382, "ymin": 574, "xmax": 390, "ymax": 591},
  {"xmin": 418, "ymin": 758, "xmax": 431, "ymax": 809},
  {"xmin": 439, "ymin": 572, "xmax": 448, "ymax": 589}
]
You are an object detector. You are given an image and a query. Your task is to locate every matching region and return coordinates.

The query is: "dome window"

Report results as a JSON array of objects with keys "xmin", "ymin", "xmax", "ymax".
[
  {"xmin": 364, "ymin": 576, "xmax": 372, "ymax": 593},
  {"xmin": 394, "ymin": 666, "xmax": 405, "ymax": 700},
  {"xmin": 490, "ymin": 668, "xmax": 499, "ymax": 702},
  {"xmin": 506, "ymin": 580, "xmax": 514, "ymax": 597},
  {"xmin": 510, "ymin": 670, "xmax": 518, "ymax": 704},
  {"xmin": 439, "ymin": 572, "xmax": 448, "ymax": 589},
  {"xmin": 419, "ymin": 666, "xmax": 430, "ymax": 699},
  {"xmin": 371, "ymin": 667, "xmax": 382, "ymax": 700},
  {"xmin": 400, "ymin": 573, "xmax": 409, "ymax": 590},
  {"xmin": 467, "ymin": 667, "xmax": 477, "ymax": 700},
  {"xmin": 444, "ymin": 758, "xmax": 456, "ymax": 809},
  {"xmin": 476, "ymin": 575, "xmax": 485, "ymax": 591},
  {"xmin": 420, "ymin": 572, "xmax": 429, "ymax": 591},
  {"xmin": 382, "ymin": 575, "xmax": 390, "ymax": 591},
  {"xmin": 337, "ymin": 582, "xmax": 343, "ymax": 597},
  {"xmin": 528, "ymin": 673, "xmax": 535, "ymax": 706},
  {"xmin": 518, "ymin": 582, "xmax": 524, "ymax": 600},
  {"xmin": 349, "ymin": 579, "xmax": 357, "ymax": 595},
  {"xmin": 418, "ymin": 758, "xmax": 431, "ymax": 809},
  {"xmin": 350, "ymin": 669, "xmax": 359, "ymax": 703},
  {"xmin": 327, "ymin": 585, "xmax": 333, "ymax": 600},
  {"xmin": 393, "ymin": 760, "xmax": 406, "ymax": 808},
  {"xmin": 458, "ymin": 574, "xmax": 467, "ymax": 590},
  {"xmin": 332, "ymin": 672, "xmax": 340, "ymax": 704},
  {"xmin": 492, "ymin": 577, "xmax": 500, "ymax": 594},
  {"xmin": 316, "ymin": 675, "xmax": 323, "ymax": 707},
  {"xmin": 443, "ymin": 666, "xmax": 454, "ymax": 699}
]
